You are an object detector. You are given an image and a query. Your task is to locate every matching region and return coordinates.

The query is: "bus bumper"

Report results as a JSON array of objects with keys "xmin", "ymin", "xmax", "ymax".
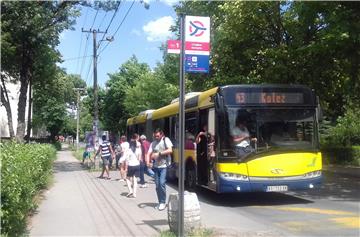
[{"xmin": 217, "ymin": 176, "xmax": 322, "ymax": 193}]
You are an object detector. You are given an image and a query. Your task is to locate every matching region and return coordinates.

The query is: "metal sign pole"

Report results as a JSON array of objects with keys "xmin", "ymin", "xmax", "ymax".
[{"xmin": 178, "ymin": 13, "xmax": 185, "ymax": 237}]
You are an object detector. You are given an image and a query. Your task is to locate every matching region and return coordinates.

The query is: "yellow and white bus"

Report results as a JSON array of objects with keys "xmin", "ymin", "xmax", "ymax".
[{"xmin": 127, "ymin": 85, "xmax": 322, "ymax": 193}]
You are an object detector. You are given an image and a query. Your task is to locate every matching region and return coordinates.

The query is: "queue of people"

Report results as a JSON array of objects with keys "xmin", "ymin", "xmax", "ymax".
[
  {"xmin": 86, "ymin": 116, "xmax": 257, "ymax": 211},
  {"xmin": 84, "ymin": 129, "xmax": 172, "ymax": 211}
]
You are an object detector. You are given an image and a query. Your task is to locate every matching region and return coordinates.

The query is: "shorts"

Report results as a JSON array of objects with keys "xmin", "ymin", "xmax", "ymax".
[
  {"xmin": 102, "ymin": 156, "xmax": 111, "ymax": 167},
  {"xmin": 119, "ymin": 156, "xmax": 126, "ymax": 163},
  {"xmin": 127, "ymin": 165, "xmax": 140, "ymax": 177}
]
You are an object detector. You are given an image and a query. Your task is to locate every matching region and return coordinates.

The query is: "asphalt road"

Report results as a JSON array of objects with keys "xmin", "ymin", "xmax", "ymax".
[
  {"xmin": 29, "ymin": 147, "xmax": 359, "ymax": 237},
  {"xmin": 186, "ymin": 171, "xmax": 360, "ymax": 237}
]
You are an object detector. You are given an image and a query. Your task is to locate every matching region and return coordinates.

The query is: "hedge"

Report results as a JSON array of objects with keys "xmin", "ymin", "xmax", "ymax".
[
  {"xmin": 321, "ymin": 146, "xmax": 360, "ymax": 166},
  {"xmin": 0, "ymin": 142, "xmax": 56, "ymax": 236}
]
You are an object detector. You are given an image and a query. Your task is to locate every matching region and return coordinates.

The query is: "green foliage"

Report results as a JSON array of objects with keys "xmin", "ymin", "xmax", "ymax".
[
  {"xmin": 321, "ymin": 146, "xmax": 360, "ymax": 166},
  {"xmin": 0, "ymin": 142, "xmax": 56, "ymax": 236},
  {"xmin": 160, "ymin": 228, "xmax": 214, "ymax": 237},
  {"xmin": 52, "ymin": 141, "xmax": 62, "ymax": 151},
  {"xmin": 173, "ymin": 1, "xmax": 360, "ymax": 120},
  {"xmin": 1, "ymin": 1, "xmax": 80, "ymax": 140},
  {"xmin": 33, "ymin": 72, "xmax": 87, "ymax": 140},
  {"xmin": 123, "ymin": 71, "xmax": 178, "ymax": 117},
  {"xmin": 101, "ymin": 56, "xmax": 152, "ymax": 133},
  {"xmin": 321, "ymin": 106, "xmax": 360, "ymax": 146}
]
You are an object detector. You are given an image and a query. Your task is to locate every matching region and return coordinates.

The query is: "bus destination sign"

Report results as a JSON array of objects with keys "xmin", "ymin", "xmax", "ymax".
[{"xmin": 235, "ymin": 92, "xmax": 304, "ymax": 104}]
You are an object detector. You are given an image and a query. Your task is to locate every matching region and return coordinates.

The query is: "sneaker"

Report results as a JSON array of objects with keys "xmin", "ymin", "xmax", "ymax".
[
  {"xmin": 140, "ymin": 184, "xmax": 148, "ymax": 188},
  {"xmin": 158, "ymin": 203, "xmax": 166, "ymax": 211}
]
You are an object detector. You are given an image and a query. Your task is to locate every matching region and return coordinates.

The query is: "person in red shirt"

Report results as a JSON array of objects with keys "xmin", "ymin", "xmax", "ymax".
[{"xmin": 139, "ymin": 135, "xmax": 154, "ymax": 187}]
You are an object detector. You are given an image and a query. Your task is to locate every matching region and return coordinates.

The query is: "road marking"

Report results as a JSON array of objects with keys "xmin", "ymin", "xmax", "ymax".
[
  {"xmin": 257, "ymin": 206, "xmax": 355, "ymax": 216},
  {"xmin": 330, "ymin": 217, "xmax": 360, "ymax": 229},
  {"xmin": 255, "ymin": 206, "xmax": 359, "ymax": 230},
  {"xmin": 277, "ymin": 221, "xmax": 307, "ymax": 232}
]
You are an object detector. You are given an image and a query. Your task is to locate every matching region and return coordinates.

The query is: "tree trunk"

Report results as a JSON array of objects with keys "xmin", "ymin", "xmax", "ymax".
[
  {"xmin": 0, "ymin": 74, "xmax": 15, "ymax": 138},
  {"xmin": 16, "ymin": 78, "xmax": 29, "ymax": 142},
  {"xmin": 16, "ymin": 47, "xmax": 31, "ymax": 142},
  {"xmin": 26, "ymin": 76, "xmax": 32, "ymax": 143}
]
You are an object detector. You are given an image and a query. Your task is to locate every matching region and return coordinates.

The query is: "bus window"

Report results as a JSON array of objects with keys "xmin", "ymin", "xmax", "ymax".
[
  {"xmin": 185, "ymin": 112, "xmax": 197, "ymax": 136},
  {"xmin": 169, "ymin": 116, "xmax": 176, "ymax": 141},
  {"xmin": 208, "ymin": 108, "xmax": 215, "ymax": 137},
  {"xmin": 152, "ymin": 118, "xmax": 165, "ymax": 132}
]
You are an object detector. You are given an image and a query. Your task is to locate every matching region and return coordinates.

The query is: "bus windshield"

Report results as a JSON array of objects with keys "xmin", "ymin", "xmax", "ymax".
[{"xmin": 221, "ymin": 108, "xmax": 317, "ymax": 155}]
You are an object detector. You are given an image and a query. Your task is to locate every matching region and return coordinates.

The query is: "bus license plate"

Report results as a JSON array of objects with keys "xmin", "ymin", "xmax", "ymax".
[{"xmin": 266, "ymin": 185, "xmax": 288, "ymax": 192}]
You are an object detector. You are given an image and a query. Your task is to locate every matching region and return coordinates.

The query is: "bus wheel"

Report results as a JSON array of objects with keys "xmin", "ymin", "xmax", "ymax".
[{"xmin": 185, "ymin": 162, "xmax": 196, "ymax": 191}]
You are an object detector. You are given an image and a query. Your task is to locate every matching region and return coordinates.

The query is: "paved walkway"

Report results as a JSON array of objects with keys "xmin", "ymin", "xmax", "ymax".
[{"xmin": 29, "ymin": 148, "xmax": 169, "ymax": 236}]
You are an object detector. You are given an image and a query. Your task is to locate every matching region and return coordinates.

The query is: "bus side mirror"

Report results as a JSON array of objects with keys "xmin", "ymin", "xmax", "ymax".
[{"xmin": 215, "ymin": 94, "xmax": 224, "ymax": 114}]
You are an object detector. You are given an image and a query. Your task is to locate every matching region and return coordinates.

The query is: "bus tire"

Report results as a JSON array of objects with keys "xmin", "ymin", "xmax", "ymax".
[{"xmin": 185, "ymin": 159, "xmax": 196, "ymax": 191}]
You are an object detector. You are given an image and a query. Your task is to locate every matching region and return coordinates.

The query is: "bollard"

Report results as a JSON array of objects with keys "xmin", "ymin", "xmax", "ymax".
[{"xmin": 167, "ymin": 191, "xmax": 201, "ymax": 234}]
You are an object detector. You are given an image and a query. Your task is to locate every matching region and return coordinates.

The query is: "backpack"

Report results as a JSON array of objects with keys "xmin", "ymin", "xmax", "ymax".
[{"xmin": 162, "ymin": 137, "xmax": 172, "ymax": 166}]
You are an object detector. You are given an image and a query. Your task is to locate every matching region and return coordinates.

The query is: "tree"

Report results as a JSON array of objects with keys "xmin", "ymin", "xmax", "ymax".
[
  {"xmin": 102, "ymin": 56, "xmax": 151, "ymax": 133},
  {"xmin": 123, "ymin": 69, "xmax": 178, "ymax": 117},
  {"xmin": 173, "ymin": 1, "xmax": 360, "ymax": 120},
  {"xmin": 32, "ymin": 72, "xmax": 86, "ymax": 140},
  {"xmin": 1, "ymin": 1, "xmax": 79, "ymax": 141}
]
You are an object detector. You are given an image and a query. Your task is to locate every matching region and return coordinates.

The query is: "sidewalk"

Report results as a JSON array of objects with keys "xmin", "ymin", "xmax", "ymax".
[{"xmin": 28, "ymin": 148, "xmax": 169, "ymax": 236}]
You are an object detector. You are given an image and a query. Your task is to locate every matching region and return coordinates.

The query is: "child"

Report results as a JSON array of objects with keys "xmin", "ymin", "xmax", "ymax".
[{"xmin": 82, "ymin": 144, "xmax": 93, "ymax": 166}]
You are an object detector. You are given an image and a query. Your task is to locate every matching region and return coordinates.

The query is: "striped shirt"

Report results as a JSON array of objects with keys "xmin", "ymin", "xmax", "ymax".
[{"xmin": 101, "ymin": 141, "xmax": 111, "ymax": 158}]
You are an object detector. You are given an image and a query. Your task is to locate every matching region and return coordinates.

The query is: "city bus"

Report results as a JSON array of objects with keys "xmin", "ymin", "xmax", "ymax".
[{"xmin": 126, "ymin": 85, "xmax": 322, "ymax": 193}]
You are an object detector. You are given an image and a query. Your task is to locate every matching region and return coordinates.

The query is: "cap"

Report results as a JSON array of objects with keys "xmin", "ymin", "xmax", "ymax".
[{"xmin": 140, "ymin": 135, "xmax": 146, "ymax": 140}]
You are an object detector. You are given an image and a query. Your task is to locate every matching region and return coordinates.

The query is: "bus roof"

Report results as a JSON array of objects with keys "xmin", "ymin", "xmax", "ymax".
[
  {"xmin": 152, "ymin": 87, "xmax": 218, "ymax": 120},
  {"xmin": 126, "ymin": 113, "xmax": 147, "ymax": 126},
  {"xmin": 127, "ymin": 84, "xmax": 317, "ymax": 124}
]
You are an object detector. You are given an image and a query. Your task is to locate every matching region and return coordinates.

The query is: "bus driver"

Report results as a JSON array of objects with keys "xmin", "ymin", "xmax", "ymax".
[{"xmin": 232, "ymin": 118, "xmax": 257, "ymax": 157}]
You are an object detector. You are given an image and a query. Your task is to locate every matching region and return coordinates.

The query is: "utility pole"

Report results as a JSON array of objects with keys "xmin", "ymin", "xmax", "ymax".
[
  {"xmin": 74, "ymin": 88, "xmax": 86, "ymax": 151},
  {"xmin": 81, "ymin": 29, "xmax": 106, "ymax": 142}
]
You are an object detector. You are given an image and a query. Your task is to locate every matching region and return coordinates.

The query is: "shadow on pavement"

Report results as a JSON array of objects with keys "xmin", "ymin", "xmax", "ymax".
[
  {"xmin": 138, "ymin": 202, "xmax": 158, "ymax": 209},
  {"xmin": 197, "ymin": 189, "xmax": 313, "ymax": 207},
  {"xmin": 166, "ymin": 180, "xmax": 312, "ymax": 207},
  {"xmin": 141, "ymin": 219, "xmax": 168, "ymax": 233},
  {"xmin": 290, "ymin": 171, "xmax": 360, "ymax": 201},
  {"xmin": 53, "ymin": 161, "xmax": 84, "ymax": 173}
]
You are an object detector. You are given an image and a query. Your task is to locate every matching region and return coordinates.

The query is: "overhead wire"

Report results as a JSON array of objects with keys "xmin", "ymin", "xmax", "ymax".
[
  {"xmin": 85, "ymin": 57, "xmax": 94, "ymax": 85},
  {"xmin": 97, "ymin": 11, "xmax": 108, "ymax": 30},
  {"xmin": 83, "ymin": 8, "xmax": 99, "ymax": 85},
  {"xmin": 97, "ymin": 0, "xmax": 135, "ymax": 57},
  {"xmin": 97, "ymin": 1, "xmax": 122, "ymax": 50},
  {"xmin": 63, "ymin": 55, "xmax": 92, "ymax": 62},
  {"xmin": 76, "ymin": 7, "xmax": 89, "ymax": 74}
]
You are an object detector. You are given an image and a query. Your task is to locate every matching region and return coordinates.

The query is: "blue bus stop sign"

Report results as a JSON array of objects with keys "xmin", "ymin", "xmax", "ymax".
[{"xmin": 185, "ymin": 54, "xmax": 209, "ymax": 73}]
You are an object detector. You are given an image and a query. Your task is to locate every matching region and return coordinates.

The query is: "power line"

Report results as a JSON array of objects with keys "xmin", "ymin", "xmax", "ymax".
[
  {"xmin": 90, "ymin": 9, "xmax": 99, "ymax": 29},
  {"xmin": 80, "ymin": 9, "xmax": 99, "ymax": 84},
  {"xmin": 97, "ymin": 1, "xmax": 122, "ymax": 50},
  {"xmin": 75, "ymin": 7, "xmax": 89, "ymax": 74},
  {"xmin": 79, "ymin": 34, "xmax": 91, "ymax": 80},
  {"xmin": 85, "ymin": 57, "xmax": 93, "ymax": 86},
  {"xmin": 112, "ymin": 0, "xmax": 135, "ymax": 37},
  {"xmin": 97, "ymin": 0, "xmax": 135, "ymax": 57},
  {"xmin": 97, "ymin": 11, "xmax": 108, "ymax": 30},
  {"xmin": 63, "ymin": 55, "xmax": 92, "ymax": 62}
]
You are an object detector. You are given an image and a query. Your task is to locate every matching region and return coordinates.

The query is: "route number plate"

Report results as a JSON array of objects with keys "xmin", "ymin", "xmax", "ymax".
[{"xmin": 266, "ymin": 185, "xmax": 288, "ymax": 192}]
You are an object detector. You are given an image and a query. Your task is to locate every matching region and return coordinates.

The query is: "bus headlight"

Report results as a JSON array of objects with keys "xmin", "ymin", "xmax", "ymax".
[
  {"xmin": 220, "ymin": 172, "xmax": 249, "ymax": 181},
  {"xmin": 303, "ymin": 170, "xmax": 322, "ymax": 178}
]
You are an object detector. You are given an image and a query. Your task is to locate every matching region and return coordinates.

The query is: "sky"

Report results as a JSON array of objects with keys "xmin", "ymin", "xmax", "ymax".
[{"xmin": 57, "ymin": 0, "xmax": 178, "ymax": 87}]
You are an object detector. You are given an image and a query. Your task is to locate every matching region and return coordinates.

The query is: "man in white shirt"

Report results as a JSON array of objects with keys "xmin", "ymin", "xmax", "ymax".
[{"xmin": 146, "ymin": 128, "xmax": 173, "ymax": 211}]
